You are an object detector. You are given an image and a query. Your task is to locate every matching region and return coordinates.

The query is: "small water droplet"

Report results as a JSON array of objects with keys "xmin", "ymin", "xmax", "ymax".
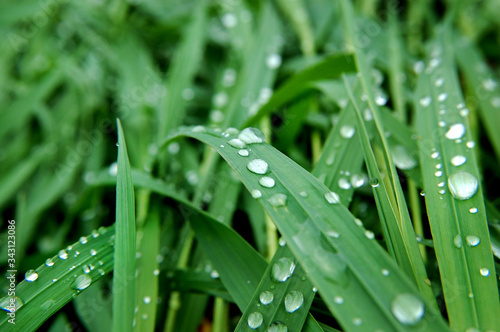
[
  {"xmin": 259, "ymin": 176, "xmax": 275, "ymax": 188},
  {"xmin": 338, "ymin": 178, "xmax": 351, "ymax": 190},
  {"xmin": 267, "ymin": 321, "xmax": 287, "ymax": 332},
  {"xmin": 437, "ymin": 93, "xmax": 448, "ymax": 102},
  {"xmin": 350, "ymin": 174, "xmax": 366, "ymax": 188},
  {"xmin": 260, "ymin": 290, "xmax": 274, "ymax": 305},
  {"xmin": 247, "ymin": 159, "xmax": 268, "ymax": 174},
  {"xmin": 266, "ymin": 54, "xmax": 282, "ymax": 70},
  {"xmin": 227, "ymin": 138, "xmax": 246, "ymax": 149},
  {"xmin": 79, "ymin": 236, "xmax": 88, "ymax": 244},
  {"xmin": 413, "ymin": 61, "xmax": 424, "ymax": 74},
  {"xmin": 41, "ymin": 299, "xmax": 56, "ymax": 311},
  {"xmin": 98, "ymin": 269, "xmax": 106, "ymax": 276},
  {"xmin": 191, "ymin": 125, "xmax": 206, "ymax": 133},
  {"xmin": 482, "ymin": 78, "xmax": 497, "ymax": 91},
  {"xmin": 340, "ymin": 125, "xmax": 355, "ymax": 139},
  {"xmin": 469, "ymin": 207, "xmax": 478, "ymax": 214},
  {"xmin": 480, "ymin": 268, "xmax": 490, "ymax": 276},
  {"xmin": 445, "ymin": 123, "xmax": 466, "ymax": 140},
  {"xmin": 210, "ymin": 270, "xmax": 219, "ymax": 279},
  {"xmin": 324, "ymin": 192, "xmax": 340, "ymax": 204},
  {"xmin": 466, "ymin": 141, "xmax": 475, "ymax": 148},
  {"xmin": 466, "ymin": 235, "xmax": 480, "ymax": 247},
  {"xmin": 365, "ymin": 230, "xmax": 375, "ymax": 240},
  {"xmin": 299, "ymin": 191, "xmax": 308, "ymax": 197},
  {"xmin": 251, "ymin": 189, "xmax": 262, "ymax": 199},
  {"xmin": 278, "ymin": 237, "xmax": 286, "ymax": 247},
  {"xmin": 375, "ymin": 95, "xmax": 387, "ymax": 106},
  {"xmin": 25, "ymin": 269, "xmax": 38, "ymax": 282},
  {"xmin": 45, "ymin": 258, "xmax": 55, "ymax": 267},
  {"xmin": 72, "ymin": 275, "xmax": 92, "ymax": 290},
  {"xmin": 454, "ymin": 234, "xmax": 463, "ymax": 248},
  {"xmin": 448, "ymin": 171, "xmax": 479, "ymax": 200},
  {"xmin": 354, "ymin": 218, "xmax": 363, "ymax": 226},
  {"xmin": 58, "ymin": 249, "xmax": 68, "ymax": 260},
  {"xmin": 369, "ymin": 178, "xmax": 379, "ymax": 187},
  {"xmin": 363, "ymin": 108, "xmax": 373, "ymax": 121},
  {"xmin": 460, "ymin": 108, "xmax": 470, "ymax": 117},
  {"xmin": 451, "ymin": 155, "xmax": 467, "ymax": 166},
  {"xmin": 238, "ymin": 149, "xmax": 249, "ymax": 157},
  {"xmin": 248, "ymin": 312, "xmax": 263, "ymax": 329},
  {"xmin": 435, "ymin": 78, "xmax": 444, "ymax": 87},
  {"xmin": 419, "ymin": 96, "xmax": 431, "ymax": 107},
  {"xmin": 143, "ymin": 296, "xmax": 151, "ymax": 304},
  {"xmin": 272, "ymin": 257, "xmax": 295, "ymax": 282},
  {"xmin": 382, "ymin": 269, "xmax": 390, "ymax": 276},
  {"xmin": 391, "ymin": 293, "xmax": 425, "ymax": 325},
  {"xmin": 284, "ymin": 291, "xmax": 304, "ymax": 313},
  {"xmin": 334, "ymin": 296, "xmax": 344, "ymax": 304},
  {"xmin": 90, "ymin": 249, "xmax": 97, "ymax": 256},
  {"xmin": 353, "ymin": 318, "xmax": 362, "ymax": 326},
  {"xmin": 0, "ymin": 296, "xmax": 24, "ymax": 313},
  {"xmin": 438, "ymin": 181, "xmax": 445, "ymax": 188},
  {"xmin": 431, "ymin": 151, "xmax": 440, "ymax": 159},
  {"xmin": 268, "ymin": 193, "xmax": 287, "ymax": 207},
  {"xmin": 435, "ymin": 171, "xmax": 443, "ymax": 177}
]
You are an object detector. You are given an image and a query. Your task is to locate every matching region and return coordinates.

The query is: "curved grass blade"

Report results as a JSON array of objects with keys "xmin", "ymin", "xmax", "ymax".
[
  {"xmin": 162, "ymin": 127, "xmax": 451, "ymax": 331},
  {"xmin": 0, "ymin": 227, "xmax": 115, "ymax": 331},
  {"xmin": 414, "ymin": 30, "xmax": 500, "ymax": 331},
  {"xmin": 113, "ymin": 119, "xmax": 136, "ymax": 332}
]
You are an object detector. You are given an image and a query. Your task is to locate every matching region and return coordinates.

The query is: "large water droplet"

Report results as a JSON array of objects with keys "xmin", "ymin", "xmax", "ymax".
[
  {"xmin": 324, "ymin": 192, "xmax": 340, "ymax": 204},
  {"xmin": 25, "ymin": 269, "xmax": 38, "ymax": 282},
  {"xmin": 248, "ymin": 312, "xmax": 263, "ymax": 329},
  {"xmin": 445, "ymin": 123, "xmax": 466, "ymax": 140},
  {"xmin": 340, "ymin": 125, "xmax": 355, "ymax": 139},
  {"xmin": 72, "ymin": 275, "xmax": 92, "ymax": 290},
  {"xmin": 260, "ymin": 290, "xmax": 274, "ymax": 305},
  {"xmin": 284, "ymin": 291, "xmax": 304, "ymax": 313},
  {"xmin": 238, "ymin": 128, "xmax": 265, "ymax": 144},
  {"xmin": 466, "ymin": 235, "xmax": 480, "ymax": 247},
  {"xmin": 454, "ymin": 235, "xmax": 462, "ymax": 248},
  {"xmin": 448, "ymin": 172, "xmax": 479, "ymax": 200},
  {"xmin": 391, "ymin": 293, "xmax": 425, "ymax": 325},
  {"xmin": 267, "ymin": 321, "xmax": 287, "ymax": 332},
  {"xmin": 227, "ymin": 138, "xmax": 246, "ymax": 149},
  {"xmin": 58, "ymin": 249, "xmax": 68, "ymax": 260},
  {"xmin": 259, "ymin": 176, "xmax": 275, "ymax": 188},
  {"xmin": 451, "ymin": 155, "xmax": 467, "ymax": 166},
  {"xmin": 392, "ymin": 145, "xmax": 417, "ymax": 170},
  {"xmin": 0, "ymin": 296, "xmax": 24, "ymax": 313},
  {"xmin": 268, "ymin": 193, "xmax": 287, "ymax": 207},
  {"xmin": 272, "ymin": 257, "xmax": 295, "ymax": 282},
  {"xmin": 247, "ymin": 159, "xmax": 268, "ymax": 174}
]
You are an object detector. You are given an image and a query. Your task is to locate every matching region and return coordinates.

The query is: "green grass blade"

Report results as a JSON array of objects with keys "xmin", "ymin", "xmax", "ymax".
[
  {"xmin": 275, "ymin": 0, "xmax": 315, "ymax": 56},
  {"xmin": 163, "ymin": 127, "xmax": 451, "ymax": 331},
  {"xmin": 414, "ymin": 29, "xmax": 500, "ymax": 330},
  {"xmin": 113, "ymin": 119, "xmax": 136, "ymax": 332}
]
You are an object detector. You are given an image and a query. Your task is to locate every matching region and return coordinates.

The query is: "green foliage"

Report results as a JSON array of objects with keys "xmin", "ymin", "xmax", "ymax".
[{"xmin": 1, "ymin": 1, "xmax": 500, "ymax": 331}]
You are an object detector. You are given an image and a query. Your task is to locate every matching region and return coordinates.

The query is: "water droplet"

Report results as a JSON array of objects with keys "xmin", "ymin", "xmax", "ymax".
[
  {"xmin": 238, "ymin": 149, "xmax": 249, "ymax": 157},
  {"xmin": 435, "ymin": 171, "xmax": 443, "ymax": 177},
  {"xmin": 312, "ymin": 287, "xmax": 318, "ymax": 292},
  {"xmin": 268, "ymin": 193, "xmax": 287, "ymax": 207},
  {"xmin": 168, "ymin": 142, "xmax": 180, "ymax": 155},
  {"xmin": 460, "ymin": 108, "xmax": 470, "ymax": 117},
  {"xmin": 210, "ymin": 110, "xmax": 224, "ymax": 123},
  {"xmin": 41, "ymin": 299, "xmax": 55, "ymax": 311},
  {"xmin": 445, "ymin": 123, "xmax": 466, "ymax": 140},
  {"xmin": 82, "ymin": 265, "xmax": 91, "ymax": 274},
  {"xmin": 382, "ymin": 269, "xmax": 390, "ymax": 276},
  {"xmin": 248, "ymin": 312, "xmax": 263, "ymax": 329},
  {"xmin": 391, "ymin": 293, "xmax": 425, "ymax": 325},
  {"xmin": 326, "ymin": 154, "xmax": 335, "ymax": 166},
  {"xmin": 466, "ymin": 141, "xmax": 475, "ymax": 148},
  {"xmin": 58, "ymin": 249, "xmax": 68, "ymax": 260},
  {"xmin": 251, "ymin": 189, "xmax": 262, "ymax": 199},
  {"xmin": 239, "ymin": 128, "xmax": 265, "ymax": 144},
  {"xmin": 350, "ymin": 174, "xmax": 366, "ymax": 188},
  {"xmin": 266, "ymin": 54, "xmax": 282, "ymax": 70},
  {"xmin": 259, "ymin": 176, "xmax": 275, "ymax": 188},
  {"xmin": 227, "ymin": 138, "xmax": 246, "ymax": 149},
  {"xmin": 260, "ymin": 290, "xmax": 274, "ymax": 305},
  {"xmin": 392, "ymin": 145, "xmax": 417, "ymax": 170},
  {"xmin": 210, "ymin": 270, "xmax": 219, "ymax": 279},
  {"xmin": 375, "ymin": 95, "xmax": 387, "ymax": 106},
  {"xmin": 340, "ymin": 125, "xmax": 355, "ymax": 139},
  {"xmin": 448, "ymin": 171, "xmax": 479, "ymax": 200},
  {"xmin": 466, "ymin": 235, "xmax": 480, "ymax": 247},
  {"xmin": 213, "ymin": 92, "xmax": 228, "ymax": 108},
  {"xmin": 98, "ymin": 269, "xmax": 106, "ymax": 276},
  {"xmin": 272, "ymin": 257, "xmax": 295, "ymax": 282},
  {"xmin": 191, "ymin": 125, "xmax": 206, "ymax": 133},
  {"xmin": 182, "ymin": 88, "xmax": 195, "ymax": 101},
  {"xmin": 469, "ymin": 207, "xmax": 478, "ymax": 214},
  {"xmin": 369, "ymin": 178, "xmax": 379, "ymax": 187},
  {"xmin": 480, "ymin": 268, "xmax": 490, "ymax": 276},
  {"xmin": 482, "ymin": 78, "xmax": 497, "ymax": 91},
  {"xmin": 435, "ymin": 78, "xmax": 444, "ymax": 87},
  {"xmin": 437, "ymin": 93, "xmax": 448, "ymax": 102},
  {"xmin": 222, "ymin": 68, "xmax": 237, "ymax": 87},
  {"xmin": 278, "ymin": 237, "xmax": 286, "ymax": 247},
  {"xmin": 186, "ymin": 171, "xmax": 199, "ymax": 185},
  {"xmin": 454, "ymin": 235, "xmax": 463, "ymax": 248},
  {"xmin": 438, "ymin": 181, "xmax": 445, "ymax": 188},
  {"xmin": 72, "ymin": 275, "xmax": 92, "ymax": 290},
  {"xmin": 338, "ymin": 178, "xmax": 351, "ymax": 190},
  {"xmin": 327, "ymin": 230, "xmax": 340, "ymax": 239},
  {"xmin": 45, "ymin": 258, "xmax": 55, "ymax": 267},
  {"xmin": 431, "ymin": 151, "xmax": 440, "ymax": 159},
  {"xmin": 451, "ymin": 155, "xmax": 467, "ymax": 166},
  {"xmin": 354, "ymin": 218, "xmax": 363, "ymax": 226},
  {"xmin": 267, "ymin": 321, "xmax": 287, "ymax": 332},
  {"xmin": 413, "ymin": 61, "xmax": 424, "ymax": 74},
  {"xmin": 143, "ymin": 296, "xmax": 151, "ymax": 304},
  {"xmin": 420, "ymin": 191, "xmax": 426, "ymax": 196},
  {"xmin": 79, "ymin": 236, "xmax": 88, "ymax": 244},
  {"xmin": 365, "ymin": 230, "xmax": 375, "ymax": 240},
  {"xmin": 419, "ymin": 96, "xmax": 431, "ymax": 107},
  {"xmin": 0, "ymin": 296, "xmax": 24, "ymax": 313},
  {"xmin": 363, "ymin": 108, "xmax": 373, "ymax": 121},
  {"xmin": 438, "ymin": 120, "xmax": 446, "ymax": 127},
  {"xmin": 221, "ymin": 12, "xmax": 237, "ymax": 28},
  {"xmin": 324, "ymin": 192, "xmax": 340, "ymax": 204},
  {"xmin": 491, "ymin": 97, "xmax": 500, "ymax": 108},
  {"xmin": 284, "ymin": 291, "xmax": 304, "ymax": 313},
  {"xmin": 90, "ymin": 249, "xmax": 97, "ymax": 256},
  {"xmin": 334, "ymin": 296, "xmax": 344, "ymax": 304},
  {"xmin": 299, "ymin": 191, "xmax": 308, "ymax": 197},
  {"xmin": 108, "ymin": 162, "xmax": 118, "ymax": 176},
  {"xmin": 353, "ymin": 318, "xmax": 362, "ymax": 326},
  {"xmin": 25, "ymin": 269, "xmax": 38, "ymax": 282}
]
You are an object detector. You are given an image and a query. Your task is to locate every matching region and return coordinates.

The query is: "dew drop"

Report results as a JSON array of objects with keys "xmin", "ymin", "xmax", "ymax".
[
  {"xmin": 448, "ymin": 171, "xmax": 479, "ymax": 200},
  {"xmin": 419, "ymin": 96, "xmax": 431, "ymax": 107},
  {"xmin": 338, "ymin": 178, "xmax": 351, "ymax": 190},
  {"xmin": 340, "ymin": 125, "xmax": 355, "ymax": 139},
  {"xmin": 25, "ymin": 269, "xmax": 38, "ymax": 282},
  {"xmin": 469, "ymin": 207, "xmax": 478, "ymax": 214},
  {"xmin": 0, "ymin": 296, "xmax": 24, "ymax": 313},
  {"xmin": 299, "ymin": 191, "xmax": 308, "ymax": 197},
  {"xmin": 369, "ymin": 178, "xmax": 379, "ymax": 187},
  {"xmin": 391, "ymin": 293, "xmax": 425, "ymax": 325},
  {"xmin": 213, "ymin": 92, "xmax": 228, "ymax": 108},
  {"xmin": 324, "ymin": 191, "xmax": 340, "ymax": 204},
  {"xmin": 466, "ymin": 235, "xmax": 480, "ymax": 247},
  {"xmin": 460, "ymin": 108, "xmax": 470, "ymax": 117},
  {"xmin": 466, "ymin": 141, "xmax": 475, "ymax": 148},
  {"xmin": 227, "ymin": 138, "xmax": 246, "ymax": 149},
  {"xmin": 247, "ymin": 159, "xmax": 268, "ymax": 174},
  {"xmin": 41, "ymin": 299, "xmax": 56, "ymax": 311},
  {"xmin": 435, "ymin": 171, "xmax": 443, "ymax": 177},
  {"xmin": 482, "ymin": 78, "xmax": 497, "ymax": 91},
  {"xmin": 435, "ymin": 78, "xmax": 444, "ymax": 87},
  {"xmin": 363, "ymin": 108, "xmax": 373, "ymax": 121},
  {"xmin": 365, "ymin": 230, "xmax": 375, "ymax": 240},
  {"xmin": 266, "ymin": 54, "xmax": 282, "ymax": 70},
  {"xmin": 272, "ymin": 257, "xmax": 295, "ymax": 282},
  {"xmin": 480, "ymin": 268, "xmax": 490, "ymax": 276},
  {"xmin": 454, "ymin": 235, "xmax": 463, "ymax": 248},
  {"xmin": 278, "ymin": 237, "xmax": 286, "ymax": 247},
  {"xmin": 260, "ymin": 291, "xmax": 274, "ymax": 305},
  {"xmin": 45, "ymin": 258, "xmax": 55, "ymax": 267},
  {"xmin": 284, "ymin": 291, "xmax": 304, "ymax": 313},
  {"xmin": 350, "ymin": 174, "xmax": 366, "ymax": 188},
  {"xmin": 431, "ymin": 151, "xmax": 440, "ymax": 159},
  {"xmin": 191, "ymin": 125, "xmax": 206, "ymax": 133},
  {"xmin": 445, "ymin": 123, "xmax": 466, "ymax": 140},
  {"xmin": 267, "ymin": 321, "xmax": 287, "ymax": 332},
  {"xmin": 353, "ymin": 318, "xmax": 362, "ymax": 326},
  {"xmin": 143, "ymin": 296, "xmax": 151, "ymax": 304},
  {"xmin": 58, "ymin": 249, "xmax": 68, "ymax": 260},
  {"xmin": 334, "ymin": 296, "xmax": 344, "ymax": 304},
  {"xmin": 72, "ymin": 275, "xmax": 92, "ymax": 290},
  {"xmin": 90, "ymin": 249, "xmax": 97, "ymax": 256},
  {"xmin": 238, "ymin": 149, "xmax": 249, "ymax": 157},
  {"xmin": 168, "ymin": 142, "xmax": 180, "ymax": 155},
  {"xmin": 382, "ymin": 269, "xmax": 390, "ymax": 276},
  {"xmin": 79, "ymin": 236, "xmax": 88, "ymax": 244},
  {"xmin": 375, "ymin": 95, "xmax": 387, "ymax": 106},
  {"xmin": 251, "ymin": 189, "xmax": 262, "ymax": 199},
  {"xmin": 210, "ymin": 270, "xmax": 219, "ymax": 279},
  {"xmin": 451, "ymin": 155, "xmax": 467, "ymax": 166},
  {"xmin": 392, "ymin": 145, "xmax": 417, "ymax": 170},
  {"xmin": 437, "ymin": 93, "xmax": 448, "ymax": 102},
  {"xmin": 248, "ymin": 312, "xmax": 263, "ymax": 329},
  {"xmin": 268, "ymin": 193, "xmax": 287, "ymax": 207},
  {"xmin": 259, "ymin": 176, "xmax": 275, "ymax": 188}
]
